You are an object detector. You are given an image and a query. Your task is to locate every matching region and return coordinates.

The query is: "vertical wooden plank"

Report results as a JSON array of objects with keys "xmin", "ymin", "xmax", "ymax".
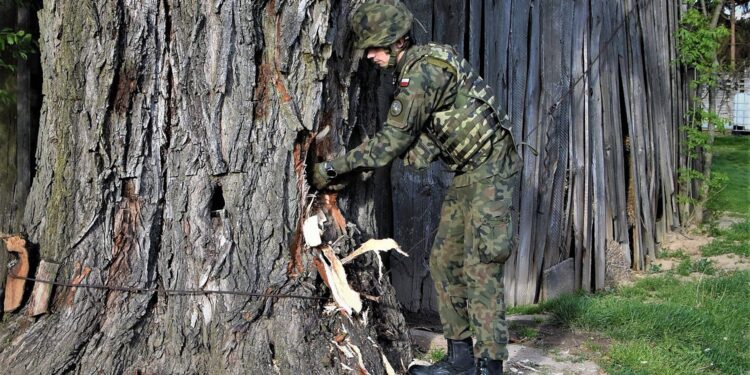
[
  {"xmin": 625, "ymin": 0, "xmax": 650, "ymax": 270},
  {"xmin": 600, "ymin": 0, "xmax": 630, "ymax": 273},
  {"xmin": 538, "ymin": 1, "xmax": 574, "ymax": 269},
  {"xmin": 468, "ymin": 0, "xmax": 481, "ymax": 70},
  {"xmin": 635, "ymin": 0, "xmax": 657, "ymax": 265},
  {"xmin": 570, "ymin": 0, "xmax": 589, "ymax": 290},
  {"xmin": 516, "ymin": 0, "xmax": 541, "ymax": 304},
  {"xmin": 433, "ymin": 0, "xmax": 467, "ymax": 49},
  {"xmin": 583, "ymin": 0, "xmax": 604, "ymax": 291},
  {"xmin": 504, "ymin": 0, "xmax": 531, "ymax": 305},
  {"xmin": 508, "ymin": 0, "xmax": 530, "ymax": 149},
  {"xmin": 494, "ymin": 0, "xmax": 513, "ymax": 107},
  {"xmin": 592, "ymin": 0, "xmax": 626, "ymax": 290}
]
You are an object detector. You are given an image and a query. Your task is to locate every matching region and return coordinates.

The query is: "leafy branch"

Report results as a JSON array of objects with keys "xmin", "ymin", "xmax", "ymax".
[{"xmin": 0, "ymin": 27, "xmax": 36, "ymax": 105}]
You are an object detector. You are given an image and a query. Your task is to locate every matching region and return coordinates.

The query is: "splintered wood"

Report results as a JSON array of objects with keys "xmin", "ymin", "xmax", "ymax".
[
  {"xmin": 340, "ymin": 239, "xmax": 405, "ymax": 264},
  {"xmin": 304, "ymin": 207, "xmax": 406, "ymax": 373},
  {"xmin": 315, "ymin": 245, "xmax": 362, "ymax": 315},
  {"xmin": 3, "ymin": 236, "xmax": 29, "ymax": 312},
  {"xmin": 342, "ymin": 239, "xmax": 407, "ymax": 281}
]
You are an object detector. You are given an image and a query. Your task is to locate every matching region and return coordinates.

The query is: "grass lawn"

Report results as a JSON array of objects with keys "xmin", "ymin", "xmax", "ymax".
[
  {"xmin": 707, "ymin": 135, "xmax": 750, "ymax": 216},
  {"xmin": 539, "ymin": 272, "xmax": 750, "ymax": 374}
]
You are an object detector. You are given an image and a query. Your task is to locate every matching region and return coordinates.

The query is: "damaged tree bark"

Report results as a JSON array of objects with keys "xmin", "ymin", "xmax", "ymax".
[{"xmin": 0, "ymin": 0, "xmax": 410, "ymax": 373}]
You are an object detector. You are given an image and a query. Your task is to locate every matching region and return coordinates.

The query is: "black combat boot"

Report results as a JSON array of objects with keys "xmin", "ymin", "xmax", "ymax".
[
  {"xmin": 475, "ymin": 358, "xmax": 503, "ymax": 375},
  {"xmin": 408, "ymin": 337, "xmax": 475, "ymax": 375}
]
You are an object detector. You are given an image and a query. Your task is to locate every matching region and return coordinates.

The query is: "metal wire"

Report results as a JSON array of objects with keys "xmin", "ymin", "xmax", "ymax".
[{"xmin": 7, "ymin": 273, "xmax": 326, "ymax": 300}]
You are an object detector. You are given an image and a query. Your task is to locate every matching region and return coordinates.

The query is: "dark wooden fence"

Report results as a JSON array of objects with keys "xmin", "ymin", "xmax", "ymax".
[{"xmin": 391, "ymin": 0, "xmax": 688, "ymax": 309}]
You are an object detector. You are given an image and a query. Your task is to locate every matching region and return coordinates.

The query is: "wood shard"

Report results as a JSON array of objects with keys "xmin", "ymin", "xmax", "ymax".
[
  {"xmin": 382, "ymin": 354, "xmax": 397, "ymax": 375},
  {"xmin": 302, "ymin": 214, "xmax": 322, "ymax": 247},
  {"xmin": 340, "ymin": 239, "xmax": 405, "ymax": 264},
  {"xmin": 317, "ymin": 246, "xmax": 362, "ymax": 314},
  {"xmin": 27, "ymin": 260, "xmax": 61, "ymax": 316},
  {"xmin": 3, "ymin": 236, "xmax": 29, "ymax": 312}
]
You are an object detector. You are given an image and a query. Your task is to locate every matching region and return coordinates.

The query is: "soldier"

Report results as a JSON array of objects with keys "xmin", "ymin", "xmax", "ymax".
[{"xmin": 311, "ymin": 2, "xmax": 521, "ymax": 374}]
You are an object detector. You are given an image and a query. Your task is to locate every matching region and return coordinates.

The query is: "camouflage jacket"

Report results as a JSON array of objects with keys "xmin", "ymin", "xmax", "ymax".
[{"xmin": 330, "ymin": 43, "xmax": 519, "ymax": 185}]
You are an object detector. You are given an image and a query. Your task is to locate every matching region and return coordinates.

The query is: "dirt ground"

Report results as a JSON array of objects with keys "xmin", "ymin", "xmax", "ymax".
[
  {"xmin": 651, "ymin": 216, "xmax": 750, "ymax": 275},
  {"xmin": 409, "ymin": 315, "xmax": 606, "ymax": 375}
]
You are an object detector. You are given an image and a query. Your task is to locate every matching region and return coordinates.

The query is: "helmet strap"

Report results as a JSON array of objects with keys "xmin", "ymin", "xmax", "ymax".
[
  {"xmin": 387, "ymin": 53, "xmax": 398, "ymax": 69},
  {"xmin": 385, "ymin": 41, "xmax": 406, "ymax": 69}
]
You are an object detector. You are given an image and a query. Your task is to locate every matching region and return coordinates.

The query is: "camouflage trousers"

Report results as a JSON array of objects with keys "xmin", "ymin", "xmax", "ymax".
[{"xmin": 429, "ymin": 170, "xmax": 518, "ymax": 360}]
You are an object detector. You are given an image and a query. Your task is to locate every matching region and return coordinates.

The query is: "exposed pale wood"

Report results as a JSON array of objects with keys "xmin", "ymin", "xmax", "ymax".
[{"xmin": 27, "ymin": 260, "xmax": 60, "ymax": 316}]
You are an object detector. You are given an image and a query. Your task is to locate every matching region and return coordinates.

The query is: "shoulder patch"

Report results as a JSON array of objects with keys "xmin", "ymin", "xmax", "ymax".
[{"xmin": 390, "ymin": 100, "xmax": 403, "ymax": 117}]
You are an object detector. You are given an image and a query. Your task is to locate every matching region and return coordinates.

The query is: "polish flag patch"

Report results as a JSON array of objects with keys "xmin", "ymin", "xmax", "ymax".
[{"xmin": 399, "ymin": 78, "xmax": 410, "ymax": 87}]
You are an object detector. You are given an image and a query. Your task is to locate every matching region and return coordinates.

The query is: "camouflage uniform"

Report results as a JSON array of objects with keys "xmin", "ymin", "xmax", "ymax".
[{"xmin": 321, "ymin": 41, "xmax": 521, "ymax": 361}]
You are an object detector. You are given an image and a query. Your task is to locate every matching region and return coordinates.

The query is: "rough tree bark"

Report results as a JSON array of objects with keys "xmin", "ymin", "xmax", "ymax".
[{"xmin": 0, "ymin": 0, "xmax": 410, "ymax": 374}]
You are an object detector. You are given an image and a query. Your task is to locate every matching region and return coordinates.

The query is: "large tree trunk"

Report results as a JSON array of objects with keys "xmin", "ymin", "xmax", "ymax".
[{"xmin": 0, "ymin": 0, "xmax": 410, "ymax": 373}]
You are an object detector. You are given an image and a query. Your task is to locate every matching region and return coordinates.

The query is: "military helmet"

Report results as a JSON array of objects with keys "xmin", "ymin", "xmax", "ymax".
[{"xmin": 351, "ymin": 2, "xmax": 413, "ymax": 49}]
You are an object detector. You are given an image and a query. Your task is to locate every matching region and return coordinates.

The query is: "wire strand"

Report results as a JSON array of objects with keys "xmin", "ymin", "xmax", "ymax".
[{"xmin": 7, "ymin": 273, "xmax": 326, "ymax": 300}]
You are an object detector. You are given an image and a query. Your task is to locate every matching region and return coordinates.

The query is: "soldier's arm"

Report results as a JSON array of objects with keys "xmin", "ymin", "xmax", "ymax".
[{"xmin": 329, "ymin": 61, "xmax": 455, "ymax": 174}]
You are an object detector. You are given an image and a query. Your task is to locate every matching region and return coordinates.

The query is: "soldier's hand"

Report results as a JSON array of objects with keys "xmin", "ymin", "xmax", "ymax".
[{"xmin": 311, "ymin": 162, "xmax": 330, "ymax": 190}]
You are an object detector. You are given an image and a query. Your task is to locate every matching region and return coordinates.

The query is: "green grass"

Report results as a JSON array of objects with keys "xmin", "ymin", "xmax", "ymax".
[
  {"xmin": 539, "ymin": 271, "xmax": 750, "ymax": 374},
  {"xmin": 707, "ymin": 135, "xmax": 750, "ymax": 215},
  {"xmin": 657, "ymin": 248, "xmax": 690, "ymax": 260},
  {"xmin": 700, "ymin": 218, "xmax": 750, "ymax": 257},
  {"xmin": 674, "ymin": 257, "xmax": 716, "ymax": 276},
  {"xmin": 519, "ymin": 327, "xmax": 539, "ymax": 340},
  {"xmin": 426, "ymin": 347, "xmax": 446, "ymax": 363}
]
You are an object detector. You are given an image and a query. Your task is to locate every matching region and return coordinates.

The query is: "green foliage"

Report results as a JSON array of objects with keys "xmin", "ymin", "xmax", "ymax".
[
  {"xmin": 0, "ymin": 28, "xmax": 34, "ymax": 71},
  {"xmin": 676, "ymin": 7, "xmax": 734, "ymax": 224},
  {"xmin": 648, "ymin": 263, "xmax": 663, "ymax": 273},
  {"xmin": 676, "ymin": 8, "xmax": 730, "ymax": 88},
  {"xmin": 677, "ymin": 9, "xmax": 729, "ymax": 87},
  {"xmin": 676, "ymin": 124, "xmax": 729, "ymax": 209},
  {"xmin": 540, "ymin": 271, "xmax": 750, "ymax": 374},
  {"xmin": 0, "ymin": 27, "xmax": 36, "ymax": 106}
]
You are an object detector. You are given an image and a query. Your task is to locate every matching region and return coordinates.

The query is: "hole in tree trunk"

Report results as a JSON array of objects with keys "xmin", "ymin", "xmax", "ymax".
[{"xmin": 210, "ymin": 185, "xmax": 225, "ymax": 218}]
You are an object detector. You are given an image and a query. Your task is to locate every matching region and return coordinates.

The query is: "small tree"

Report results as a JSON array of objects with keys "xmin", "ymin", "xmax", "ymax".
[{"xmin": 676, "ymin": 4, "xmax": 730, "ymax": 224}]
